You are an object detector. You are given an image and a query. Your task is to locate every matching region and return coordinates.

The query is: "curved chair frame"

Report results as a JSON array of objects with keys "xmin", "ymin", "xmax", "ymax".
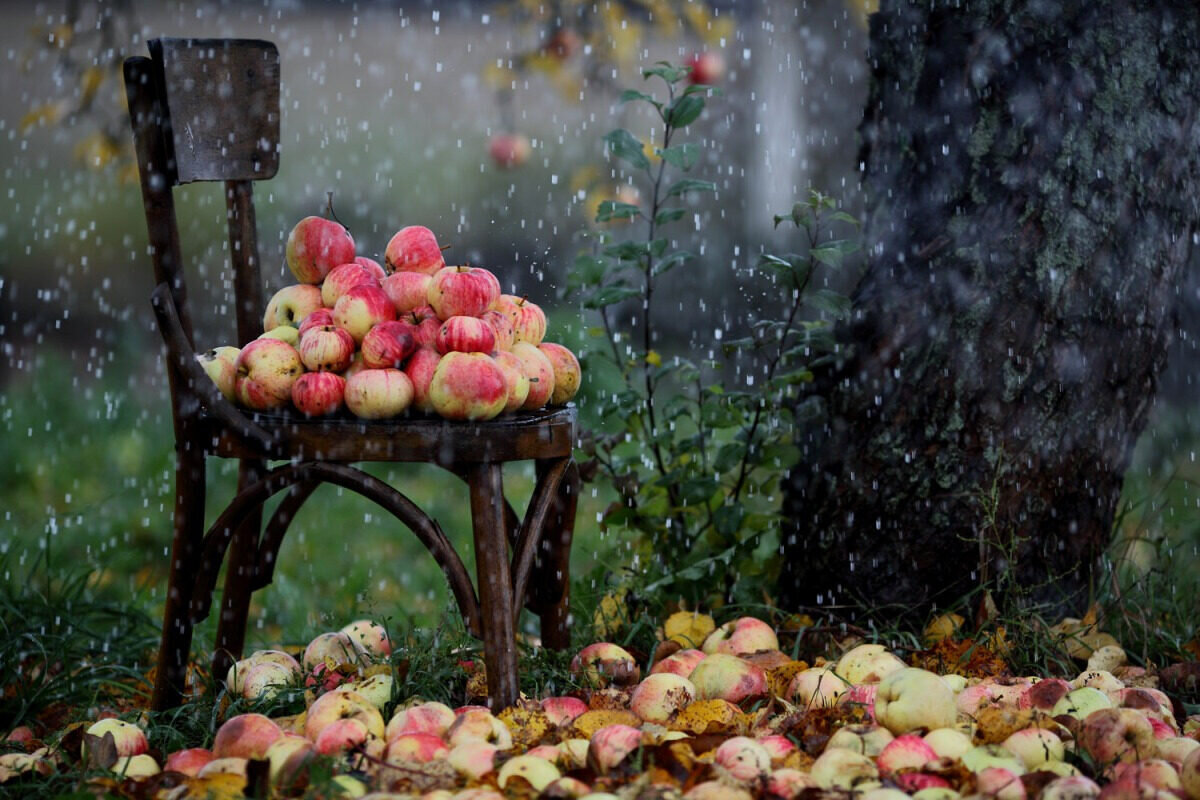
[{"xmin": 125, "ymin": 38, "xmax": 578, "ymax": 711}]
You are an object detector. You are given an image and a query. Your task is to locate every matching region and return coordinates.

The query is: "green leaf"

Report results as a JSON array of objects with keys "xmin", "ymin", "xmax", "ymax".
[
  {"xmin": 805, "ymin": 288, "xmax": 851, "ymax": 318},
  {"xmin": 666, "ymin": 178, "xmax": 717, "ymax": 198},
  {"xmin": 713, "ymin": 505, "xmax": 745, "ymax": 538},
  {"xmin": 812, "ymin": 238, "xmax": 859, "ymax": 269},
  {"xmin": 596, "ymin": 201, "xmax": 642, "ymax": 222},
  {"xmin": 652, "ymin": 249, "xmax": 694, "ymax": 276},
  {"xmin": 643, "ymin": 62, "xmax": 689, "ymax": 84},
  {"xmin": 604, "ymin": 240, "xmax": 649, "ymax": 261},
  {"xmin": 568, "ymin": 254, "xmax": 608, "ymax": 289},
  {"xmin": 683, "ymin": 83, "xmax": 721, "ymax": 97},
  {"xmin": 583, "ymin": 285, "xmax": 642, "ymax": 309},
  {"xmin": 666, "ymin": 95, "xmax": 705, "ymax": 127},
  {"xmin": 604, "ymin": 129, "xmax": 650, "ymax": 171},
  {"xmin": 654, "ymin": 207, "xmax": 687, "ymax": 225},
  {"xmin": 649, "ymin": 238, "xmax": 669, "ymax": 258},
  {"xmin": 714, "ymin": 442, "xmax": 746, "ymax": 473},
  {"xmin": 619, "ymin": 89, "xmax": 661, "ymax": 110},
  {"xmin": 829, "ymin": 210, "xmax": 861, "ymax": 226},
  {"xmin": 659, "ymin": 143, "xmax": 698, "ymax": 170}
]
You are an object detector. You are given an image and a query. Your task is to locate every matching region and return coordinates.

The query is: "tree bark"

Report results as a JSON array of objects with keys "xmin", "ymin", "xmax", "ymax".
[{"xmin": 779, "ymin": 0, "xmax": 1200, "ymax": 617}]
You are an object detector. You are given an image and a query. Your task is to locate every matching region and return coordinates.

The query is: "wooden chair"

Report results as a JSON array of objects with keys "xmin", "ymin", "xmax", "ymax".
[{"xmin": 122, "ymin": 38, "xmax": 579, "ymax": 711}]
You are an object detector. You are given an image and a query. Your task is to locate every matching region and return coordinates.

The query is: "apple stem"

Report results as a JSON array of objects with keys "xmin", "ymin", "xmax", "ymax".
[
  {"xmin": 439, "ymin": 244, "xmax": 452, "ymax": 252},
  {"xmin": 326, "ymin": 191, "xmax": 348, "ymax": 233}
]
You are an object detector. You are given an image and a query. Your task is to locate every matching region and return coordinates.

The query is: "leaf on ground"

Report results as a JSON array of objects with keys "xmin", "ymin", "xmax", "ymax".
[
  {"xmin": 974, "ymin": 706, "xmax": 1036, "ymax": 744},
  {"xmin": 662, "ymin": 614, "xmax": 715, "ymax": 652},
  {"xmin": 669, "ymin": 700, "xmax": 743, "ymax": 735},
  {"xmin": 910, "ymin": 638, "xmax": 1009, "ymax": 678},
  {"xmin": 570, "ymin": 709, "xmax": 642, "ymax": 739},
  {"xmin": 498, "ymin": 706, "xmax": 554, "ymax": 751},
  {"xmin": 587, "ymin": 687, "xmax": 634, "ymax": 711},
  {"xmin": 593, "ymin": 589, "xmax": 632, "ymax": 639},
  {"xmin": 179, "ymin": 772, "xmax": 247, "ymax": 799}
]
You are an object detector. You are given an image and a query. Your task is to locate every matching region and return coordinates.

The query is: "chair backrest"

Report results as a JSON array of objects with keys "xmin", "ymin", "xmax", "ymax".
[{"xmin": 124, "ymin": 38, "xmax": 280, "ymax": 350}]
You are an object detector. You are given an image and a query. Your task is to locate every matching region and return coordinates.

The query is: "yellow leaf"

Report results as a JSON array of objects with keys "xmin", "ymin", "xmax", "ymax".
[
  {"xmin": 570, "ymin": 709, "xmax": 642, "ymax": 739},
  {"xmin": 592, "ymin": 588, "xmax": 631, "ymax": 639},
  {"xmin": 482, "ymin": 62, "xmax": 517, "ymax": 89},
  {"xmin": 670, "ymin": 699, "xmax": 744, "ymax": 735},
  {"xmin": 79, "ymin": 66, "xmax": 105, "ymax": 106},
  {"xmin": 662, "ymin": 610, "xmax": 715, "ymax": 648},
  {"xmin": 73, "ymin": 132, "xmax": 121, "ymax": 169},
  {"xmin": 19, "ymin": 101, "xmax": 67, "ymax": 133},
  {"xmin": 498, "ymin": 706, "xmax": 554, "ymax": 751},
  {"xmin": 180, "ymin": 772, "xmax": 247, "ymax": 799},
  {"xmin": 645, "ymin": 350, "xmax": 662, "ymax": 367},
  {"xmin": 923, "ymin": 612, "xmax": 965, "ymax": 645}
]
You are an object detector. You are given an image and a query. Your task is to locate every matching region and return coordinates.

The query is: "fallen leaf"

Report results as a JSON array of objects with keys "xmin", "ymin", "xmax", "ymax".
[
  {"xmin": 669, "ymin": 700, "xmax": 743, "ymax": 735},
  {"xmin": 663, "ymin": 611, "xmax": 715, "ymax": 648},
  {"xmin": 571, "ymin": 709, "xmax": 642, "ymax": 739}
]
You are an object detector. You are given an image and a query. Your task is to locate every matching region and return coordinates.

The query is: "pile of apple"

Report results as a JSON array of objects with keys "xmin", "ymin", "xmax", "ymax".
[
  {"xmin": 198, "ymin": 216, "xmax": 580, "ymax": 421},
  {"xmin": 10, "ymin": 614, "xmax": 1197, "ymax": 799}
]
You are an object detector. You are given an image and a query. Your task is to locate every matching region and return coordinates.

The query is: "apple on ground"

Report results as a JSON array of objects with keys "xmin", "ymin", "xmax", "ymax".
[
  {"xmin": 387, "ymin": 701, "xmax": 457, "ymax": 741},
  {"xmin": 82, "ymin": 719, "xmax": 148, "ymax": 759},
  {"xmin": 111, "ymin": 754, "xmax": 159, "ymax": 778},
  {"xmin": 341, "ymin": 619, "xmax": 391, "ymax": 658},
  {"xmin": 788, "ymin": 667, "xmax": 849, "ymax": 708},
  {"xmin": 315, "ymin": 718, "xmax": 371, "ymax": 755},
  {"xmin": 263, "ymin": 284, "xmax": 324, "ymax": 331},
  {"xmin": 650, "ymin": 648, "xmax": 706, "ymax": 678},
  {"xmin": 1078, "ymin": 707, "xmax": 1156, "ymax": 765},
  {"xmin": 541, "ymin": 696, "xmax": 589, "ymax": 727},
  {"xmin": 198, "ymin": 346, "xmax": 240, "ymax": 400},
  {"xmin": 826, "ymin": 723, "xmax": 895, "ymax": 757},
  {"xmin": 588, "ymin": 724, "xmax": 642, "ymax": 773},
  {"xmin": 304, "ymin": 688, "xmax": 386, "ymax": 742},
  {"xmin": 688, "ymin": 653, "xmax": 768, "ymax": 703},
  {"xmin": 302, "ymin": 631, "xmax": 366, "ymax": 672},
  {"xmin": 570, "ymin": 642, "xmax": 640, "ymax": 687},
  {"xmin": 428, "ymin": 352, "xmax": 508, "ymax": 421},
  {"xmin": 714, "ymin": 736, "xmax": 772, "ymax": 784},
  {"xmin": 498, "ymin": 755, "xmax": 560, "ymax": 792},
  {"xmin": 286, "ymin": 215, "xmax": 356, "ymax": 284},
  {"xmin": 345, "ymin": 368, "xmax": 414, "ymax": 419},
  {"xmin": 299, "ymin": 324, "xmax": 355, "ymax": 373},
  {"xmin": 386, "ymin": 226, "xmax": 446, "ymax": 275},
  {"xmin": 212, "ymin": 713, "xmax": 283, "ymax": 760},
  {"xmin": 322, "ymin": 262, "xmax": 380, "ymax": 307},
  {"xmin": 333, "ymin": 284, "xmax": 396, "ymax": 343},
  {"xmin": 874, "ymin": 667, "xmax": 957, "ymax": 734},
  {"xmin": 877, "ymin": 734, "xmax": 939, "ymax": 773},
  {"xmin": 510, "ymin": 342, "xmax": 555, "ymax": 409},
  {"xmin": 234, "ymin": 338, "xmax": 303, "ymax": 411},
  {"xmin": 702, "ymin": 616, "xmax": 778, "ymax": 656},
  {"xmin": 837, "ymin": 643, "xmax": 908, "ymax": 685},
  {"xmin": 448, "ymin": 740, "xmax": 498, "ymax": 780},
  {"xmin": 629, "ymin": 673, "xmax": 695, "ymax": 724},
  {"xmin": 810, "ymin": 747, "xmax": 879, "ymax": 790},
  {"xmin": 164, "ymin": 747, "xmax": 214, "ymax": 776}
]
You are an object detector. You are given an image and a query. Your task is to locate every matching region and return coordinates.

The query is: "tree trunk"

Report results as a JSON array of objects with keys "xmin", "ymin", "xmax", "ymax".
[{"xmin": 779, "ymin": 0, "xmax": 1200, "ymax": 617}]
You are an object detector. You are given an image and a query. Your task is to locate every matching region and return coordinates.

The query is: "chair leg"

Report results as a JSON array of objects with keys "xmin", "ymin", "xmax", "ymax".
[
  {"xmin": 212, "ymin": 458, "xmax": 266, "ymax": 681},
  {"xmin": 467, "ymin": 462, "xmax": 519, "ymax": 710},
  {"xmin": 151, "ymin": 443, "xmax": 207, "ymax": 711},
  {"xmin": 535, "ymin": 459, "xmax": 578, "ymax": 651}
]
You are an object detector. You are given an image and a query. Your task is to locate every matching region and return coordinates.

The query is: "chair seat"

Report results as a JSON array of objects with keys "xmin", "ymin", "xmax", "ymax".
[{"xmin": 202, "ymin": 405, "xmax": 577, "ymax": 464}]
